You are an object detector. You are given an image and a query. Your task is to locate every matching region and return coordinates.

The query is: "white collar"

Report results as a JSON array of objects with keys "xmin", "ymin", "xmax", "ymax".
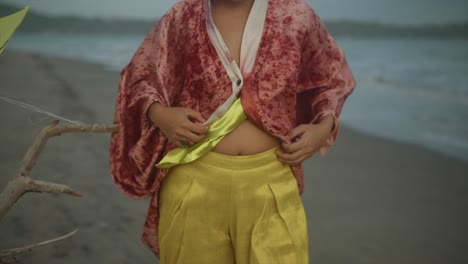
[{"xmin": 203, "ymin": 0, "xmax": 269, "ymax": 125}]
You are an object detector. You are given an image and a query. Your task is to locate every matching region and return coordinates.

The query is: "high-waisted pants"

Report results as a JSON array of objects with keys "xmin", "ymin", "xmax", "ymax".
[{"xmin": 158, "ymin": 146, "xmax": 309, "ymax": 264}]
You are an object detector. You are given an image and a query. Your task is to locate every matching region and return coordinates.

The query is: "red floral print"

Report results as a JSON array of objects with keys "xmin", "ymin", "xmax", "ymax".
[{"xmin": 109, "ymin": 0, "xmax": 356, "ymax": 258}]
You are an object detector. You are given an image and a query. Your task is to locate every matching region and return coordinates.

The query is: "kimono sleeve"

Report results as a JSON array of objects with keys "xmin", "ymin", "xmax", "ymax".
[
  {"xmin": 109, "ymin": 11, "xmax": 184, "ymax": 198},
  {"xmin": 296, "ymin": 5, "xmax": 356, "ymax": 156}
]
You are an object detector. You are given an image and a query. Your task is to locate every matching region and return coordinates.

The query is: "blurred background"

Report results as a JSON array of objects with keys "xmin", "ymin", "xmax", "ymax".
[{"xmin": 0, "ymin": 0, "xmax": 467, "ymax": 263}]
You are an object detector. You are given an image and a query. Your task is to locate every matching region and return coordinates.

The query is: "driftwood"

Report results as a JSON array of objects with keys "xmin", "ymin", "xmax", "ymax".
[{"xmin": 0, "ymin": 120, "xmax": 118, "ymax": 263}]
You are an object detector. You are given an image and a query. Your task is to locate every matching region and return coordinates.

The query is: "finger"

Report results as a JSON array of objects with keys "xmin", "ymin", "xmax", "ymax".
[
  {"xmin": 180, "ymin": 140, "xmax": 192, "ymax": 148},
  {"xmin": 284, "ymin": 147, "xmax": 320, "ymax": 164},
  {"xmin": 278, "ymin": 154, "xmax": 308, "ymax": 165},
  {"xmin": 278, "ymin": 155, "xmax": 302, "ymax": 165},
  {"xmin": 277, "ymin": 158, "xmax": 295, "ymax": 165},
  {"xmin": 286, "ymin": 125, "xmax": 308, "ymax": 141},
  {"xmin": 282, "ymin": 131, "xmax": 311, "ymax": 152},
  {"xmin": 276, "ymin": 149, "xmax": 304, "ymax": 162},
  {"xmin": 172, "ymin": 139, "xmax": 187, "ymax": 148},
  {"xmin": 179, "ymin": 139, "xmax": 194, "ymax": 148},
  {"xmin": 184, "ymin": 108, "xmax": 206, "ymax": 124},
  {"xmin": 173, "ymin": 135, "xmax": 194, "ymax": 147},
  {"xmin": 289, "ymin": 156, "xmax": 306, "ymax": 165},
  {"xmin": 186, "ymin": 121, "xmax": 210, "ymax": 134},
  {"xmin": 281, "ymin": 139, "xmax": 305, "ymax": 153},
  {"xmin": 181, "ymin": 130, "xmax": 205, "ymax": 143}
]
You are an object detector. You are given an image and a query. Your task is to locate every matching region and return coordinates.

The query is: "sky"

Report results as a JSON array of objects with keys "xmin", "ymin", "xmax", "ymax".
[{"xmin": 2, "ymin": 0, "xmax": 468, "ymax": 25}]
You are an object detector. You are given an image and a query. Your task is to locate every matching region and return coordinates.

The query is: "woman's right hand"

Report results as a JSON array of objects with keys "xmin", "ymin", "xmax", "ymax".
[{"xmin": 147, "ymin": 102, "xmax": 210, "ymax": 148}]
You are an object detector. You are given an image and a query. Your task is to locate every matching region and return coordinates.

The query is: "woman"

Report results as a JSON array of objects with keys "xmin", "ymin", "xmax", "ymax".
[{"xmin": 109, "ymin": 0, "xmax": 356, "ymax": 263}]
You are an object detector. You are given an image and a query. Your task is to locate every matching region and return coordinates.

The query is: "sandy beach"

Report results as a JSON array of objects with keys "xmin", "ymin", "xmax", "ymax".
[{"xmin": 0, "ymin": 50, "xmax": 467, "ymax": 264}]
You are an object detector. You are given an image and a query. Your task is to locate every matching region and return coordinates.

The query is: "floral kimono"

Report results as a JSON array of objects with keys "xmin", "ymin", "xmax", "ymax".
[{"xmin": 109, "ymin": 0, "xmax": 356, "ymax": 258}]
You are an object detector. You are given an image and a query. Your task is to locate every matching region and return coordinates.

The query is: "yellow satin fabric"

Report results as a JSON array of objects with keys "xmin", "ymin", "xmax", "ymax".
[
  {"xmin": 156, "ymin": 97, "xmax": 246, "ymax": 168},
  {"xmin": 158, "ymin": 145, "xmax": 309, "ymax": 264}
]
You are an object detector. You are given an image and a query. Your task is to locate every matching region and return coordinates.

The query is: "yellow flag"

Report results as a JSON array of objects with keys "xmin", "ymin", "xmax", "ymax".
[{"xmin": 0, "ymin": 6, "xmax": 29, "ymax": 54}]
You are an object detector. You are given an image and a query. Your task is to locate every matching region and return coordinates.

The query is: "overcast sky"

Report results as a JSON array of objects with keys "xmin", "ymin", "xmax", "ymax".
[{"xmin": 2, "ymin": 0, "xmax": 468, "ymax": 25}]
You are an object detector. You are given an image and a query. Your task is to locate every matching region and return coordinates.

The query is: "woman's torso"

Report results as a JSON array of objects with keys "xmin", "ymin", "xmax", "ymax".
[{"xmin": 209, "ymin": 0, "xmax": 281, "ymax": 155}]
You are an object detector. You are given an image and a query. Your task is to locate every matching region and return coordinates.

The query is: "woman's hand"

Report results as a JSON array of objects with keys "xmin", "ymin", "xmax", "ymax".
[
  {"xmin": 276, "ymin": 115, "xmax": 334, "ymax": 165},
  {"xmin": 148, "ymin": 102, "xmax": 210, "ymax": 148}
]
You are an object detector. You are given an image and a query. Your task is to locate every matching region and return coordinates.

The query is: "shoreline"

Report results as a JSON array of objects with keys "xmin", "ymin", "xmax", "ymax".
[{"xmin": 1, "ymin": 49, "xmax": 467, "ymax": 264}]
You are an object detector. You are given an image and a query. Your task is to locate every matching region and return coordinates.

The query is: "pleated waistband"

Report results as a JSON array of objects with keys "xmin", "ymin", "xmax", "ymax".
[{"xmin": 194, "ymin": 145, "xmax": 283, "ymax": 170}]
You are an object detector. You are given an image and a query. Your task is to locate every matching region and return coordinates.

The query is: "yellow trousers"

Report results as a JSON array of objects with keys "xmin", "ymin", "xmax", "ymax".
[{"xmin": 158, "ymin": 146, "xmax": 309, "ymax": 264}]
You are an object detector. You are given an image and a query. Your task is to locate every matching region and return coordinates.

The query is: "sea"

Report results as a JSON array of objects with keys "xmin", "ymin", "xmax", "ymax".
[{"xmin": 6, "ymin": 33, "xmax": 468, "ymax": 162}]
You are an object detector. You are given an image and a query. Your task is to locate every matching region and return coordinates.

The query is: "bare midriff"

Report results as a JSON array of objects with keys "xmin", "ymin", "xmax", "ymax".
[
  {"xmin": 211, "ymin": 119, "xmax": 281, "ymax": 155},
  {"xmin": 210, "ymin": 0, "xmax": 281, "ymax": 156}
]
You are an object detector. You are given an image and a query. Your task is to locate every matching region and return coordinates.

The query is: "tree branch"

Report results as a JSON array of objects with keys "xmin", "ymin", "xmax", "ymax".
[
  {"xmin": 0, "ymin": 120, "xmax": 120, "ymax": 261},
  {"xmin": 0, "ymin": 229, "xmax": 79, "ymax": 258}
]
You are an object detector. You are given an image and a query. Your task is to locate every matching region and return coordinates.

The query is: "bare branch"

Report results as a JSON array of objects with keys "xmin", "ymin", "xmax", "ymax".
[
  {"xmin": 0, "ymin": 176, "xmax": 82, "ymax": 219},
  {"xmin": 18, "ymin": 120, "xmax": 118, "ymax": 177},
  {"xmin": 1, "ymin": 120, "xmax": 117, "ymax": 218},
  {"xmin": 0, "ymin": 120, "xmax": 119, "ymax": 259},
  {"xmin": 27, "ymin": 179, "xmax": 82, "ymax": 197},
  {"xmin": 0, "ymin": 176, "xmax": 28, "ymax": 219},
  {"xmin": 0, "ymin": 229, "xmax": 79, "ymax": 258}
]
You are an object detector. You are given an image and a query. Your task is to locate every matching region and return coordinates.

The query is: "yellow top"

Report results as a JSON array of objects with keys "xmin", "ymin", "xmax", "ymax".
[
  {"xmin": 156, "ymin": 97, "xmax": 247, "ymax": 168},
  {"xmin": 0, "ymin": 6, "xmax": 29, "ymax": 54}
]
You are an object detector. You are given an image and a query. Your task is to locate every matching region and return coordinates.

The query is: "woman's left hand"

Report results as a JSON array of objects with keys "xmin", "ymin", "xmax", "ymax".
[{"xmin": 276, "ymin": 121, "xmax": 333, "ymax": 165}]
